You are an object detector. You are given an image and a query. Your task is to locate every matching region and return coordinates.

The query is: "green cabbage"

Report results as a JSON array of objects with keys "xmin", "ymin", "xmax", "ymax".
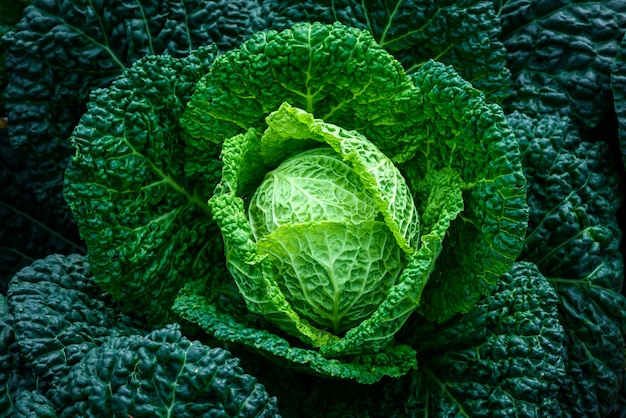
[{"xmin": 63, "ymin": 19, "xmax": 529, "ymax": 382}]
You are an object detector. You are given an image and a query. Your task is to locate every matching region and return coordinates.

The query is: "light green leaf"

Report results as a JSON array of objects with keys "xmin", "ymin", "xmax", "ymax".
[
  {"xmin": 249, "ymin": 147, "xmax": 378, "ymax": 240},
  {"xmin": 257, "ymin": 220, "xmax": 403, "ymax": 334},
  {"xmin": 260, "ymin": 102, "xmax": 420, "ymax": 253},
  {"xmin": 173, "ymin": 288, "xmax": 417, "ymax": 385},
  {"xmin": 209, "ymin": 133, "xmax": 338, "ymax": 348},
  {"xmin": 320, "ymin": 168, "xmax": 464, "ymax": 356}
]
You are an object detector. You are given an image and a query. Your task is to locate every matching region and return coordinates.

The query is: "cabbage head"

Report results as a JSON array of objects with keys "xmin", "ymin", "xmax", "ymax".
[
  {"xmin": 65, "ymin": 22, "xmax": 529, "ymax": 383},
  {"xmin": 176, "ymin": 22, "xmax": 529, "ymax": 380}
]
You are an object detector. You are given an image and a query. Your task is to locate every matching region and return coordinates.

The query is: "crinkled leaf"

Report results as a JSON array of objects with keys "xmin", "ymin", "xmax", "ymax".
[
  {"xmin": 0, "ymin": 294, "xmax": 40, "ymax": 418},
  {"xmin": 50, "ymin": 323, "xmax": 280, "ymax": 417},
  {"xmin": 0, "ymin": 295, "xmax": 15, "ymax": 413},
  {"xmin": 319, "ymin": 168, "xmax": 464, "ymax": 357},
  {"xmin": 497, "ymin": 0, "xmax": 626, "ymax": 129},
  {"xmin": 404, "ymin": 262, "xmax": 566, "ymax": 416},
  {"xmin": 173, "ymin": 289, "xmax": 417, "ymax": 385},
  {"xmin": 183, "ymin": 23, "xmax": 527, "ymax": 326},
  {"xmin": 261, "ymin": 0, "xmax": 511, "ymax": 102},
  {"xmin": 249, "ymin": 147, "xmax": 379, "ymax": 238},
  {"xmin": 11, "ymin": 390, "xmax": 57, "ymax": 418},
  {"xmin": 259, "ymin": 103, "xmax": 420, "ymax": 252},
  {"xmin": 402, "ymin": 60, "xmax": 528, "ymax": 322},
  {"xmin": 207, "ymin": 102, "xmax": 460, "ymax": 359},
  {"xmin": 509, "ymin": 112, "xmax": 626, "ymax": 416},
  {"xmin": 257, "ymin": 220, "xmax": 403, "ymax": 334},
  {"xmin": 180, "ymin": 22, "xmax": 418, "ymax": 162},
  {"xmin": 6, "ymin": 254, "xmax": 148, "ymax": 386},
  {"xmin": 2, "ymin": 0, "xmax": 264, "ymax": 258},
  {"xmin": 64, "ymin": 48, "xmax": 222, "ymax": 324},
  {"xmin": 208, "ymin": 110, "xmax": 426, "ymax": 353}
]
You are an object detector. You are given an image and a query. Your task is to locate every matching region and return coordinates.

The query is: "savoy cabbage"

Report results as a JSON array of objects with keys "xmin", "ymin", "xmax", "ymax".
[{"xmin": 1, "ymin": 0, "xmax": 626, "ymax": 416}]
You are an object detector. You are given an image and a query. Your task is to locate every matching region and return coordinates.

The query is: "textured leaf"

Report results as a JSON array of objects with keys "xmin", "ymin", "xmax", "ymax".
[
  {"xmin": 11, "ymin": 390, "xmax": 57, "ymax": 418},
  {"xmin": 402, "ymin": 60, "xmax": 529, "ymax": 322},
  {"xmin": 259, "ymin": 103, "xmax": 420, "ymax": 253},
  {"xmin": 180, "ymin": 22, "xmax": 417, "ymax": 161},
  {"xmin": 0, "ymin": 295, "xmax": 15, "ymax": 413},
  {"xmin": 0, "ymin": 0, "xmax": 27, "ymax": 112},
  {"xmin": 6, "ymin": 254, "xmax": 148, "ymax": 386},
  {"xmin": 50, "ymin": 323, "xmax": 280, "ymax": 418},
  {"xmin": 64, "ymin": 48, "xmax": 221, "ymax": 324},
  {"xmin": 509, "ymin": 111, "xmax": 626, "ymax": 416},
  {"xmin": 0, "ymin": 294, "xmax": 41, "ymax": 418},
  {"xmin": 207, "ymin": 104, "xmax": 426, "ymax": 354},
  {"xmin": 497, "ymin": 0, "xmax": 626, "ymax": 129},
  {"xmin": 249, "ymin": 147, "xmax": 379, "ymax": 239},
  {"xmin": 182, "ymin": 23, "xmax": 528, "ymax": 325},
  {"xmin": 261, "ymin": 0, "xmax": 511, "ymax": 102},
  {"xmin": 319, "ymin": 168, "xmax": 465, "ymax": 357},
  {"xmin": 173, "ymin": 289, "xmax": 417, "ymax": 385},
  {"xmin": 1, "ymin": 0, "xmax": 264, "ymax": 260},
  {"xmin": 405, "ymin": 262, "xmax": 566, "ymax": 416},
  {"xmin": 257, "ymin": 220, "xmax": 403, "ymax": 334}
]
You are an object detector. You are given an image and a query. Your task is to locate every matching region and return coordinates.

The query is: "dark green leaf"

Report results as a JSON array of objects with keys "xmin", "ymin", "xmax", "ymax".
[
  {"xmin": 405, "ymin": 262, "xmax": 566, "ymax": 416},
  {"xmin": 6, "ymin": 254, "xmax": 148, "ymax": 386},
  {"xmin": 2, "ymin": 0, "xmax": 264, "ymax": 265},
  {"xmin": 173, "ymin": 285, "xmax": 417, "ymax": 385},
  {"xmin": 497, "ymin": 0, "xmax": 626, "ymax": 129},
  {"xmin": 509, "ymin": 111, "xmax": 626, "ymax": 416},
  {"xmin": 50, "ymin": 324, "xmax": 280, "ymax": 417},
  {"xmin": 64, "ymin": 48, "xmax": 222, "ymax": 324},
  {"xmin": 611, "ymin": 32, "xmax": 626, "ymax": 165}
]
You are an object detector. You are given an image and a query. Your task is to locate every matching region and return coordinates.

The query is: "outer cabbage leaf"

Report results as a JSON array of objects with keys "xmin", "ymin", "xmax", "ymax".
[
  {"xmin": 508, "ymin": 112, "xmax": 626, "ymax": 416},
  {"xmin": 1, "ymin": 0, "xmax": 265, "ymax": 269},
  {"xmin": 403, "ymin": 262, "xmax": 566, "ymax": 416},
  {"xmin": 261, "ymin": 0, "xmax": 511, "ymax": 103},
  {"xmin": 253, "ymin": 262, "xmax": 566, "ymax": 416},
  {"xmin": 0, "ymin": 0, "xmax": 27, "ymax": 112},
  {"xmin": 180, "ymin": 22, "xmax": 417, "ymax": 163},
  {"xmin": 64, "ymin": 48, "xmax": 221, "ymax": 324},
  {"xmin": 496, "ymin": 0, "xmax": 626, "ymax": 129},
  {"xmin": 3, "ymin": 253, "xmax": 278, "ymax": 417},
  {"xmin": 50, "ymin": 323, "xmax": 280, "ymax": 418},
  {"xmin": 0, "ymin": 295, "xmax": 16, "ymax": 413},
  {"xmin": 11, "ymin": 391, "xmax": 57, "ymax": 418},
  {"xmin": 0, "ymin": 294, "xmax": 43, "ymax": 418},
  {"xmin": 402, "ymin": 61, "xmax": 528, "ymax": 322},
  {"xmin": 173, "ymin": 287, "xmax": 417, "ymax": 385}
]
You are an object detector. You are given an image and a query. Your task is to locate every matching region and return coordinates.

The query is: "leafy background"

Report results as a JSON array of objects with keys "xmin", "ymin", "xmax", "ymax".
[{"xmin": 1, "ymin": 0, "xmax": 626, "ymax": 416}]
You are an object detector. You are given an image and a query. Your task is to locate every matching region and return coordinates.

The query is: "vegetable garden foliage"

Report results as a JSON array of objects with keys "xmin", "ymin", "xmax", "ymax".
[
  {"xmin": 1, "ymin": 254, "xmax": 279, "ymax": 417},
  {"xmin": 1, "ymin": 0, "xmax": 625, "ymax": 416}
]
